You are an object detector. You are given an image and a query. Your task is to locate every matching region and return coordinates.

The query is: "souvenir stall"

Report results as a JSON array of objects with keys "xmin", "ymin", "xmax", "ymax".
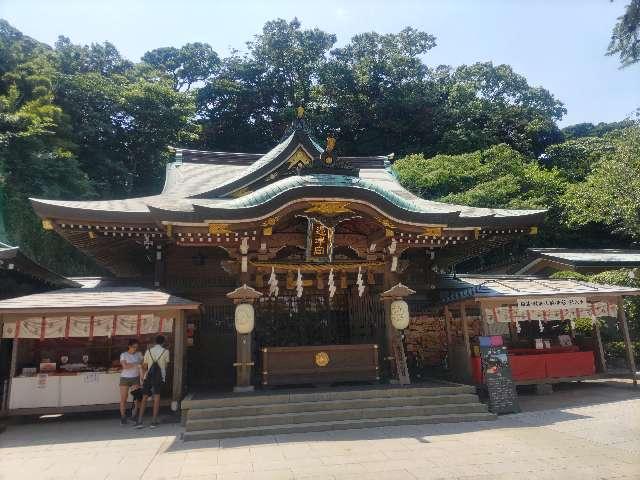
[
  {"xmin": 0, "ymin": 287, "xmax": 199, "ymax": 414},
  {"xmin": 439, "ymin": 275, "xmax": 639, "ymax": 388}
]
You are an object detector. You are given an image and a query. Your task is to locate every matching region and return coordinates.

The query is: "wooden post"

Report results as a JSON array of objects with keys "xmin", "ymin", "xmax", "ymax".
[
  {"xmin": 154, "ymin": 244, "xmax": 164, "ymax": 289},
  {"xmin": 234, "ymin": 333, "xmax": 254, "ymax": 392},
  {"xmin": 172, "ymin": 311, "xmax": 186, "ymax": 403},
  {"xmin": 460, "ymin": 303, "xmax": 472, "ymax": 383},
  {"xmin": 618, "ymin": 297, "xmax": 637, "ymax": 387},
  {"xmin": 227, "ymin": 285, "xmax": 262, "ymax": 393},
  {"xmin": 480, "ymin": 304, "xmax": 490, "ymax": 335},
  {"xmin": 593, "ymin": 318, "xmax": 607, "ymax": 374},
  {"xmin": 2, "ymin": 336, "xmax": 17, "ymax": 414},
  {"xmin": 443, "ymin": 306, "xmax": 454, "ymax": 362}
]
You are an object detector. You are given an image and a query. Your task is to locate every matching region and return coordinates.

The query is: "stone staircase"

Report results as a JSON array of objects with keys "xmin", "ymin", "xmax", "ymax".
[{"xmin": 181, "ymin": 383, "xmax": 494, "ymax": 441}]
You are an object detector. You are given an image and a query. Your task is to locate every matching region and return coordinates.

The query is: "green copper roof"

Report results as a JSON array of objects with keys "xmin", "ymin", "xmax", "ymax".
[
  {"xmin": 191, "ymin": 173, "xmax": 544, "ymax": 220},
  {"xmin": 221, "ymin": 174, "xmax": 416, "ymax": 210}
]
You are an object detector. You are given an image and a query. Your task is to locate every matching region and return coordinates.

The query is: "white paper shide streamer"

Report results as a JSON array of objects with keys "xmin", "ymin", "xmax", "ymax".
[
  {"xmin": 268, "ymin": 267, "xmax": 279, "ymax": 297},
  {"xmin": 328, "ymin": 268, "xmax": 336, "ymax": 299},
  {"xmin": 296, "ymin": 268, "xmax": 304, "ymax": 298},
  {"xmin": 356, "ymin": 267, "xmax": 365, "ymax": 297}
]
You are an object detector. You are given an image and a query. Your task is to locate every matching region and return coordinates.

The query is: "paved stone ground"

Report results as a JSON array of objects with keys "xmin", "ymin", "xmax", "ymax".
[{"xmin": 1, "ymin": 380, "xmax": 639, "ymax": 480}]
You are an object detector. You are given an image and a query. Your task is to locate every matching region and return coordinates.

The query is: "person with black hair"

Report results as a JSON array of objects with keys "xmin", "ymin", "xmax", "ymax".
[
  {"xmin": 136, "ymin": 335, "xmax": 170, "ymax": 429},
  {"xmin": 119, "ymin": 338, "xmax": 142, "ymax": 425}
]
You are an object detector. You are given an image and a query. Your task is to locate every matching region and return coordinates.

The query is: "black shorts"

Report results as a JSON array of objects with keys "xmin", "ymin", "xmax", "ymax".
[{"xmin": 142, "ymin": 375, "xmax": 164, "ymax": 396}]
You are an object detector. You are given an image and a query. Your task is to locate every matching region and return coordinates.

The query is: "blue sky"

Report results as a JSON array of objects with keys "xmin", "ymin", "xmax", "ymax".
[{"xmin": 2, "ymin": 0, "xmax": 637, "ymax": 126}]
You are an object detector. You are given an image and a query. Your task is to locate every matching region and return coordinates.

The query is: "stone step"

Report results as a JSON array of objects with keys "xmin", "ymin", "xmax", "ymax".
[
  {"xmin": 185, "ymin": 402, "xmax": 488, "ymax": 431},
  {"xmin": 187, "ymin": 393, "xmax": 482, "ymax": 420},
  {"xmin": 183, "ymin": 412, "xmax": 496, "ymax": 441},
  {"xmin": 182, "ymin": 384, "xmax": 476, "ymax": 410}
]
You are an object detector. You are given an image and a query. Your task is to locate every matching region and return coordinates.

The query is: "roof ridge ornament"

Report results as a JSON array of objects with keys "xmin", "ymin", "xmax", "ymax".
[
  {"xmin": 297, "ymin": 133, "xmax": 358, "ymax": 176},
  {"xmin": 284, "ymin": 106, "xmax": 307, "ymax": 136}
]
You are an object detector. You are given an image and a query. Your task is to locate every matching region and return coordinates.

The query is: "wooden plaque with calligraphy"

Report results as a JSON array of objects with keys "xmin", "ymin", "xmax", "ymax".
[{"xmin": 306, "ymin": 219, "xmax": 334, "ymax": 262}]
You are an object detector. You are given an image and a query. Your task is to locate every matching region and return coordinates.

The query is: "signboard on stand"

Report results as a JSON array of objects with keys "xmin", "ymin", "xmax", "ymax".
[
  {"xmin": 479, "ymin": 335, "xmax": 519, "ymax": 414},
  {"xmin": 391, "ymin": 334, "xmax": 411, "ymax": 385}
]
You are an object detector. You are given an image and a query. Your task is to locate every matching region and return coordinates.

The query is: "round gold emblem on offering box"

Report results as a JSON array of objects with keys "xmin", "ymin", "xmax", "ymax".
[{"xmin": 315, "ymin": 351, "xmax": 330, "ymax": 367}]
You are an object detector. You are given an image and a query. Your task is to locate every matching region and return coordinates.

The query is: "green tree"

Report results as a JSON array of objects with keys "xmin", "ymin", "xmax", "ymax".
[
  {"xmin": 562, "ymin": 126, "xmax": 640, "ymax": 240},
  {"xmin": 316, "ymin": 27, "xmax": 438, "ymax": 155},
  {"xmin": 142, "ymin": 42, "xmax": 220, "ymax": 91},
  {"xmin": 394, "ymin": 143, "xmax": 566, "ymax": 208},
  {"xmin": 541, "ymin": 136, "xmax": 613, "ymax": 181},
  {"xmin": 561, "ymin": 120, "xmax": 635, "ymax": 140},
  {"xmin": 53, "ymin": 38, "xmax": 197, "ymax": 196},
  {"xmin": 607, "ymin": 0, "xmax": 640, "ymax": 67},
  {"xmin": 197, "ymin": 18, "xmax": 336, "ymax": 151},
  {"xmin": 435, "ymin": 63, "xmax": 566, "ymax": 156},
  {"xmin": 0, "ymin": 26, "xmax": 95, "ymax": 272}
]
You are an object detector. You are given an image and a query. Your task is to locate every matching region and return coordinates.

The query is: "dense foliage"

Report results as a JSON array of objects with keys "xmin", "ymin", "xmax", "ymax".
[
  {"xmin": 607, "ymin": 0, "xmax": 640, "ymax": 68},
  {"xmin": 0, "ymin": 17, "xmax": 637, "ymax": 277}
]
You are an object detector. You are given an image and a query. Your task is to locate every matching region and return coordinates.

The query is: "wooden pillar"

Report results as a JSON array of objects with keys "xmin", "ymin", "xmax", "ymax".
[
  {"xmin": 460, "ymin": 303, "xmax": 472, "ymax": 383},
  {"xmin": 593, "ymin": 318, "xmax": 607, "ymax": 374},
  {"xmin": 480, "ymin": 304, "xmax": 490, "ymax": 335},
  {"xmin": 227, "ymin": 285, "xmax": 262, "ymax": 393},
  {"xmin": 154, "ymin": 244, "xmax": 164, "ymax": 289},
  {"xmin": 443, "ymin": 306, "xmax": 454, "ymax": 370},
  {"xmin": 618, "ymin": 297, "xmax": 637, "ymax": 387},
  {"xmin": 172, "ymin": 311, "xmax": 186, "ymax": 403},
  {"xmin": 2, "ymin": 334, "xmax": 17, "ymax": 414},
  {"xmin": 234, "ymin": 333, "xmax": 253, "ymax": 392}
]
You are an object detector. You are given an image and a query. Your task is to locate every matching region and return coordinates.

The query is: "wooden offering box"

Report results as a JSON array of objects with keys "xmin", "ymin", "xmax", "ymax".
[{"xmin": 262, "ymin": 344, "xmax": 379, "ymax": 386}]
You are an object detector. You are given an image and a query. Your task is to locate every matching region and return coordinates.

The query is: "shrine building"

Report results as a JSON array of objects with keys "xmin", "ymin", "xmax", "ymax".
[{"xmin": 1, "ymin": 112, "xmax": 637, "ymax": 436}]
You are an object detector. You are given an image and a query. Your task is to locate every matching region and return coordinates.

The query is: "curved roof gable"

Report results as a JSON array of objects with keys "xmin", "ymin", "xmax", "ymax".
[
  {"xmin": 190, "ymin": 129, "xmax": 324, "ymax": 199},
  {"xmin": 147, "ymin": 172, "xmax": 545, "ymax": 227}
]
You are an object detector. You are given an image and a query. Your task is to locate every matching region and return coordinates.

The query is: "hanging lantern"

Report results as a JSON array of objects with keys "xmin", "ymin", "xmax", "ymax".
[
  {"xmin": 234, "ymin": 303, "xmax": 255, "ymax": 334},
  {"xmin": 390, "ymin": 299, "xmax": 410, "ymax": 330}
]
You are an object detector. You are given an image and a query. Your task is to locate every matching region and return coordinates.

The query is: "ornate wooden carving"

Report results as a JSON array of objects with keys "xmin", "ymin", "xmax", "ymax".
[
  {"xmin": 304, "ymin": 201, "xmax": 353, "ymax": 216},
  {"xmin": 208, "ymin": 223, "xmax": 233, "ymax": 235}
]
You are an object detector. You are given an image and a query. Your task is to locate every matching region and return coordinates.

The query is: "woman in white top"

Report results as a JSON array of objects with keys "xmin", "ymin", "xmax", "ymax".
[{"xmin": 119, "ymin": 338, "xmax": 143, "ymax": 424}]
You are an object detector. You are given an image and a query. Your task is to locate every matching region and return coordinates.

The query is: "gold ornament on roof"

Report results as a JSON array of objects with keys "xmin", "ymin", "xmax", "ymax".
[
  {"xmin": 420, "ymin": 227, "xmax": 443, "ymax": 238},
  {"xmin": 262, "ymin": 216, "xmax": 280, "ymax": 227},
  {"xmin": 261, "ymin": 215, "xmax": 280, "ymax": 236},
  {"xmin": 287, "ymin": 146, "xmax": 313, "ymax": 169},
  {"xmin": 304, "ymin": 202, "xmax": 353, "ymax": 216},
  {"xmin": 326, "ymin": 136, "xmax": 336, "ymax": 152},
  {"xmin": 208, "ymin": 223, "xmax": 233, "ymax": 235},
  {"xmin": 375, "ymin": 217, "xmax": 396, "ymax": 230}
]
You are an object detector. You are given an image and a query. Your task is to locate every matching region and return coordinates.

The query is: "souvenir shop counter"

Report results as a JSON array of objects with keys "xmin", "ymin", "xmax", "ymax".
[
  {"xmin": 471, "ymin": 348, "xmax": 596, "ymax": 384},
  {"xmin": 3, "ymin": 314, "xmax": 176, "ymax": 413},
  {"xmin": 9, "ymin": 370, "xmax": 130, "ymax": 410}
]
